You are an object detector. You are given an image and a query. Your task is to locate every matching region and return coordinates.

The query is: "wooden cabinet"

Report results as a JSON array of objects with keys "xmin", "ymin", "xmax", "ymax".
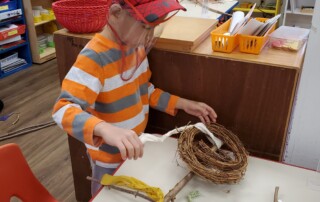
[
  {"xmin": 54, "ymin": 28, "xmax": 305, "ymax": 202},
  {"xmin": 23, "ymin": 0, "xmax": 59, "ymax": 64}
]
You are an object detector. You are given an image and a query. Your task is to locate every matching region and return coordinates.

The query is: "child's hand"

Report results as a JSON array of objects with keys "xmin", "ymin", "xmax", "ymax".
[
  {"xmin": 94, "ymin": 122, "xmax": 144, "ymax": 160},
  {"xmin": 176, "ymin": 98, "xmax": 217, "ymax": 123}
]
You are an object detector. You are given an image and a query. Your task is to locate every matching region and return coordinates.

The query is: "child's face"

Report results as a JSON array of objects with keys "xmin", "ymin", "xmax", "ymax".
[{"xmin": 114, "ymin": 10, "xmax": 159, "ymax": 47}]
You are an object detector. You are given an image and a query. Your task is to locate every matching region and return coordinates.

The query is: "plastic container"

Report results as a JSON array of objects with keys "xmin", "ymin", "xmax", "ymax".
[
  {"xmin": 210, "ymin": 18, "xmax": 240, "ymax": 53},
  {"xmin": 33, "ymin": 16, "xmax": 41, "ymax": 23},
  {"xmin": 238, "ymin": 18, "xmax": 276, "ymax": 55},
  {"xmin": 0, "ymin": 24, "xmax": 26, "ymax": 41},
  {"xmin": 40, "ymin": 9, "xmax": 51, "ymax": 21},
  {"xmin": 0, "ymin": 1, "xmax": 17, "ymax": 13},
  {"xmin": 268, "ymin": 26, "xmax": 310, "ymax": 52}
]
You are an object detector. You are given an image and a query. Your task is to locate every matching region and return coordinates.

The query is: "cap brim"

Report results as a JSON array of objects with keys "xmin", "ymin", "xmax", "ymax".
[{"xmin": 128, "ymin": 0, "xmax": 186, "ymax": 23}]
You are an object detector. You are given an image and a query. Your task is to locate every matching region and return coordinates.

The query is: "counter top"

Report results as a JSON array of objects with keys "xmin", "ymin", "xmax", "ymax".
[{"xmin": 55, "ymin": 26, "xmax": 306, "ymax": 70}]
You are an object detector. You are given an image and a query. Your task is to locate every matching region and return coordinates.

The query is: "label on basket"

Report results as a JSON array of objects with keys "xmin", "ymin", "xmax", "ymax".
[
  {"xmin": 0, "ymin": 5, "xmax": 9, "ymax": 11},
  {"xmin": 8, "ymin": 30, "xmax": 18, "ymax": 36}
]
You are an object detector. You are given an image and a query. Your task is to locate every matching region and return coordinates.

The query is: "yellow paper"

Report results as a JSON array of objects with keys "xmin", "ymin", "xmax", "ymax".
[
  {"xmin": 0, "ymin": 5, "xmax": 9, "ymax": 11},
  {"xmin": 101, "ymin": 174, "xmax": 164, "ymax": 202},
  {"xmin": 8, "ymin": 30, "xmax": 18, "ymax": 36}
]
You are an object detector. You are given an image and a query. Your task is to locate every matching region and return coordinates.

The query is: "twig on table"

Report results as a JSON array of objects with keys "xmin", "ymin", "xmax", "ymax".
[
  {"xmin": 164, "ymin": 172, "xmax": 195, "ymax": 202},
  {"xmin": 86, "ymin": 176, "xmax": 156, "ymax": 202},
  {"xmin": 274, "ymin": 186, "xmax": 279, "ymax": 202},
  {"xmin": 193, "ymin": 0, "xmax": 233, "ymax": 17}
]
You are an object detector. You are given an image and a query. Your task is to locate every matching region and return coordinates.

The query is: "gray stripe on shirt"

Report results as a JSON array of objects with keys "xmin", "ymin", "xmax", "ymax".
[
  {"xmin": 98, "ymin": 48, "xmax": 135, "ymax": 67},
  {"xmin": 72, "ymin": 112, "xmax": 92, "ymax": 142},
  {"xmin": 94, "ymin": 83, "xmax": 148, "ymax": 113},
  {"xmin": 95, "ymin": 93, "xmax": 140, "ymax": 113},
  {"xmin": 154, "ymin": 92, "xmax": 170, "ymax": 112},
  {"xmin": 58, "ymin": 91, "xmax": 89, "ymax": 110},
  {"xmin": 100, "ymin": 144, "xmax": 120, "ymax": 154},
  {"xmin": 80, "ymin": 49, "xmax": 102, "ymax": 66}
]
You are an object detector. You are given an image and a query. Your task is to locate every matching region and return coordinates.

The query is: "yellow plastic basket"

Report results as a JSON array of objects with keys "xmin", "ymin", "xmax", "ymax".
[
  {"xmin": 238, "ymin": 18, "xmax": 276, "ymax": 55},
  {"xmin": 210, "ymin": 18, "xmax": 239, "ymax": 53}
]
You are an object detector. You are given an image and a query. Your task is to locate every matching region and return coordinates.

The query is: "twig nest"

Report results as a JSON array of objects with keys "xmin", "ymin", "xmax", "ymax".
[{"xmin": 178, "ymin": 123, "xmax": 248, "ymax": 184}]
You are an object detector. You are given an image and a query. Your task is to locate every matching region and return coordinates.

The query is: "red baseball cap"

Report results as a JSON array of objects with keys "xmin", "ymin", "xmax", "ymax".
[{"xmin": 120, "ymin": 0, "xmax": 186, "ymax": 25}]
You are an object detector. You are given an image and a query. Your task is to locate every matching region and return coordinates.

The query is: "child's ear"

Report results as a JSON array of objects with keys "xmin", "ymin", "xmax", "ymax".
[{"xmin": 109, "ymin": 4, "xmax": 122, "ymax": 18}]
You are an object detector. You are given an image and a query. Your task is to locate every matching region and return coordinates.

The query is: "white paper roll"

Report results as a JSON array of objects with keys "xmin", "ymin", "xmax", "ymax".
[{"xmin": 228, "ymin": 11, "xmax": 245, "ymax": 34}]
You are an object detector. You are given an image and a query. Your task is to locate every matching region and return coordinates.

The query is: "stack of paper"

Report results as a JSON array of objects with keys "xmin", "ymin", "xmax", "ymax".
[
  {"xmin": 0, "ymin": 52, "xmax": 26, "ymax": 73},
  {"xmin": 227, "ymin": 3, "xmax": 281, "ymax": 37},
  {"xmin": 228, "ymin": 3, "xmax": 257, "ymax": 36}
]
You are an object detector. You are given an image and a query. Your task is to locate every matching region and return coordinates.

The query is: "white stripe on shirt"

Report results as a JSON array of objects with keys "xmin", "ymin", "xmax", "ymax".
[
  {"xmin": 102, "ymin": 58, "xmax": 149, "ymax": 92},
  {"xmin": 112, "ymin": 105, "xmax": 149, "ymax": 129},
  {"xmin": 65, "ymin": 66, "xmax": 102, "ymax": 94},
  {"xmin": 52, "ymin": 104, "xmax": 81, "ymax": 128}
]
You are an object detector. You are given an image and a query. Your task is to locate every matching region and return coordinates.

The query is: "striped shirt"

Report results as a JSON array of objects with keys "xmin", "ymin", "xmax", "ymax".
[{"xmin": 52, "ymin": 34, "xmax": 179, "ymax": 168}]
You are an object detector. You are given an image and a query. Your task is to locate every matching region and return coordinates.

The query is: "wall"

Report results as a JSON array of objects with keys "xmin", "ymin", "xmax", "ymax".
[{"xmin": 283, "ymin": 0, "xmax": 320, "ymax": 170}]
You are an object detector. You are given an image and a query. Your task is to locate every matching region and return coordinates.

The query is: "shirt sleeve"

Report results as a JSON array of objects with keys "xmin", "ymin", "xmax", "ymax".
[
  {"xmin": 148, "ymin": 82, "xmax": 180, "ymax": 116},
  {"xmin": 52, "ymin": 48, "xmax": 105, "ymax": 147}
]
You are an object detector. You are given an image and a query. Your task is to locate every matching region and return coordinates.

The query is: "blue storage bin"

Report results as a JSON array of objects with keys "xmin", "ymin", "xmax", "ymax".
[{"xmin": 0, "ymin": 1, "xmax": 17, "ymax": 13}]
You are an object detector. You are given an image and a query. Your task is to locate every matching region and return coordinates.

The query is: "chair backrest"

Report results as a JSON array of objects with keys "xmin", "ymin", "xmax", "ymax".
[{"xmin": 0, "ymin": 143, "xmax": 57, "ymax": 202}]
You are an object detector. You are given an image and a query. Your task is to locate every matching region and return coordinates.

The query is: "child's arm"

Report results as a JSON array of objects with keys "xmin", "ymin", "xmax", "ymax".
[
  {"xmin": 148, "ymin": 83, "xmax": 217, "ymax": 123},
  {"xmin": 93, "ymin": 122, "xmax": 143, "ymax": 160},
  {"xmin": 52, "ymin": 49, "xmax": 105, "ymax": 148}
]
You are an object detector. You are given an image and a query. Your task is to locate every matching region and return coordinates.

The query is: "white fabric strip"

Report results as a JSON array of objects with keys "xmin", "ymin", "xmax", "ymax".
[{"xmin": 139, "ymin": 122, "xmax": 223, "ymax": 149}]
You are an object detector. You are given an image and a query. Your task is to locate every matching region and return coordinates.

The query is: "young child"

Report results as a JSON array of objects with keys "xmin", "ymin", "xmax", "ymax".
[{"xmin": 52, "ymin": 0, "xmax": 217, "ymax": 195}]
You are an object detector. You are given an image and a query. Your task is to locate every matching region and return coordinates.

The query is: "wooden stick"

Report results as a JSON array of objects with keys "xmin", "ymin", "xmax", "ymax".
[
  {"xmin": 274, "ymin": 186, "xmax": 279, "ymax": 202},
  {"xmin": 193, "ymin": 0, "xmax": 233, "ymax": 17},
  {"xmin": 0, "ymin": 121, "xmax": 56, "ymax": 141},
  {"xmin": 86, "ymin": 176, "xmax": 156, "ymax": 202},
  {"xmin": 164, "ymin": 171, "xmax": 195, "ymax": 202}
]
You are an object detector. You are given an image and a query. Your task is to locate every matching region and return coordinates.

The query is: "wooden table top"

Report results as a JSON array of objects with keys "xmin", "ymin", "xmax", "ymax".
[{"xmin": 54, "ymin": 27, "xmax": 306, "ymax": 70}]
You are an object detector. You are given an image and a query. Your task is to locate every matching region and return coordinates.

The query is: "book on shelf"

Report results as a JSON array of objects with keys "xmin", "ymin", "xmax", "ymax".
[
  {"xmin": 1, "ymin": 58, "xmax": 26, "ymax": 73},
  {"xmin": 0, "ymin": 34, "xmax": 21, "ymax": 45},
  {"xmin": 0, "ymin": 51, "xmax": 18, "ymax": 67}
]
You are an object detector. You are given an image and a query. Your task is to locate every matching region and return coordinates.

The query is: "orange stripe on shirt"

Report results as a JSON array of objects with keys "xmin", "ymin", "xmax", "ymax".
[
  {"xmin": 62, "ymin": 79, "xmax": 98, "ymax": 106},
  {"xmin": 74, "ymin": 55, "xmax": 104, "ymax": 84},
  {"xmin": 89, "ymin": 103, "xmax": 144, "ymax": 123},
  {"xmin": 88, "ymin": 148, "xmax": 123, "ymax": 163}
]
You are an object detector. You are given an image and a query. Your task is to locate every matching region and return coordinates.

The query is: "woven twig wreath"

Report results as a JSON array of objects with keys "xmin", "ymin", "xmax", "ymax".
[{"xmin": 177, "ymin": 123, "xmax": 249, "ymax": 184}]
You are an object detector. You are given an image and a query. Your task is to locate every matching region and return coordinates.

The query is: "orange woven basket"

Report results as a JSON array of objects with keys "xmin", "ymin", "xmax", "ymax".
[{"xmin": 52, "ymin": 0, "xmax": 111, "ymax": 33}]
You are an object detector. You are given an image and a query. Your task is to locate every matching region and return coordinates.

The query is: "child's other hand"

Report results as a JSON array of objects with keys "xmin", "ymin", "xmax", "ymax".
[
  {"xmin": 176, "ymin": 98, "xmax": 217, "ymax": 124},
  {"xmin": 94, "ymin": 122, "xmax": 144, "ymax": 160}
]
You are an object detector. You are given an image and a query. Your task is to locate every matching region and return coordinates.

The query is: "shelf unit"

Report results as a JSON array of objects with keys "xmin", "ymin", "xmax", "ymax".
[
  {"xmin": 233, "ymin": 0, "xmax": 281, "ymax": 16},
  {"xmin": 280, "ymin": 0, "xmax": 315, "ymax": 28},
  {"xmin": 0, "ymin": 0, "xmax": 32, "ymax": 79},
  {"xmin": 23, "ymin": 0, "xmax": 59, "ymax": 64}
]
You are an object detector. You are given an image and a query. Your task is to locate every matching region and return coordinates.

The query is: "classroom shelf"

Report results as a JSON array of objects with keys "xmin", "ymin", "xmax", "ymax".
[
  {"xmin": 0, "ymin": 17, "xmax": 23, "ymax": 27},
  {"xmin": 0, "ymin": 40, "xmax": 27, "ymax": 54},
  {"xmin": 34, "ymin": 18, "xmax": 56, "ymax": 27},
  {"xmin": 23, "ymin": 0, "xmax": 60, "ymax": 64},
  {"xmin": 0, "ymin": 0, "xmax": 32, "ymax": 79},
  {"xmin": 39, "ymin": 46, "xmax": 55, "ymax": 61},
  {"xmin": 233, "ymin": 7, "xmax": 277, "ymax": 14},
  {"xmin": 281, "ymin": 0, "xmax": 315, "ymax": 28},
  {"xmin": 232, "ymin": 0, "xmax": 281, "ymax": 17},
  {"xmin": 0, "ymin": 62, "xmax": 30, "ymax": 79}
]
